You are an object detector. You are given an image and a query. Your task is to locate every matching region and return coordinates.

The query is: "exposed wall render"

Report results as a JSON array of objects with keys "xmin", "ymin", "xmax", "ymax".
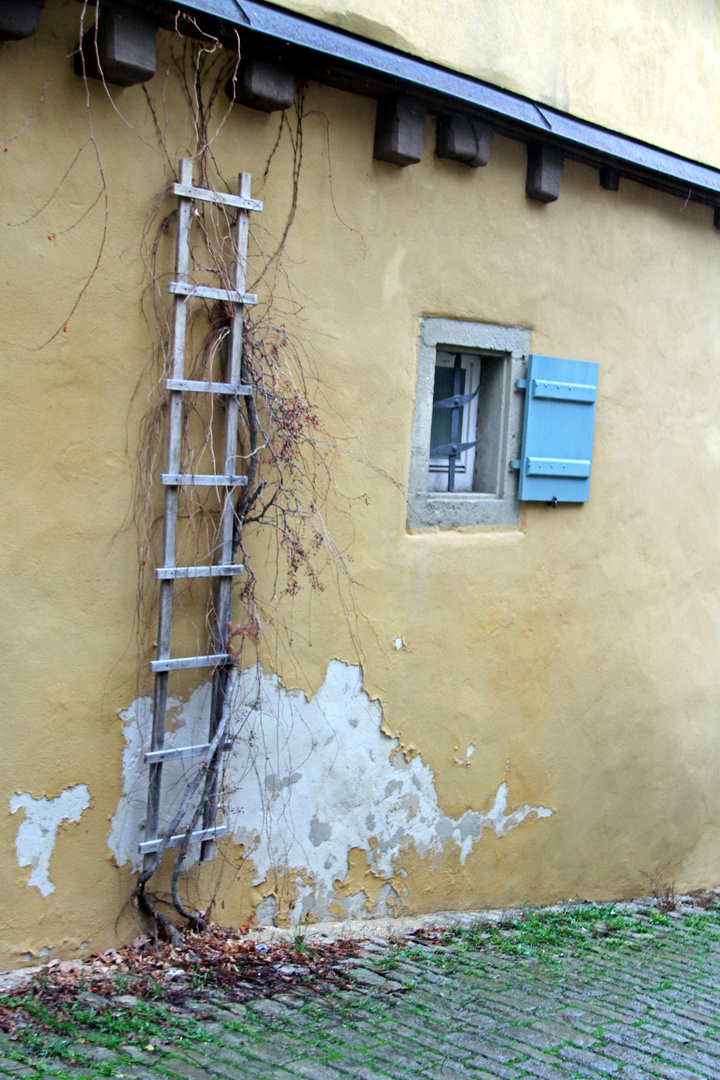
[
  {"xmin": 9, "ymin": 786, "xmax": 91, "ymax": 898},
  {"xmin": 110, "ymin": 661, "xmax": 553, "ymax": 920},
  {"xmin": 107, "ymin": 683, "xmax": 219, "ymax": 871}
]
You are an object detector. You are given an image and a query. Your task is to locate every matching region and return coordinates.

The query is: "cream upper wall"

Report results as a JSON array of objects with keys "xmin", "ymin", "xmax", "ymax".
[{"xmin": 273, "ymin": 0, "xmax": 720, "ymax": 168}]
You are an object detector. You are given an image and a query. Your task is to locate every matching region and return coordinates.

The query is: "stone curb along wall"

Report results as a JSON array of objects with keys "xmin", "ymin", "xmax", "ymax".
[{"xmin": 2, "ymin": 0, "xmax": 720, "ymax": 968}]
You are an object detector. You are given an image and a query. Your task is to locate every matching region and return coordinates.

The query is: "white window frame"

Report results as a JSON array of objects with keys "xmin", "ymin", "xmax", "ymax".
[{"xmin": 407, "ymin": 318, "xmax": 531, "ymax": 530}]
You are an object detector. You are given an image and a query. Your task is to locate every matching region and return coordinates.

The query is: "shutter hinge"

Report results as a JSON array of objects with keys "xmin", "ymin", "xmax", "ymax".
[{"xmin": 515, "ymin": 379, "xmax": 528, "ymax": 391}]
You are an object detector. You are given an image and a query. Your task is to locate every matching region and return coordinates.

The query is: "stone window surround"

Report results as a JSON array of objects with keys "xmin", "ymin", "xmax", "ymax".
[{"xmin": 407, "ymin": 318, "xmax": 530, "ymax": 530}]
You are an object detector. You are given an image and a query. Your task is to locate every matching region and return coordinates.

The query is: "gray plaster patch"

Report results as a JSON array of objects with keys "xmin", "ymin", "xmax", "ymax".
[
  {"xmin": 107, "ymin": 685, "xmax": 216, "ymax": 870},
  {"xmin": 254, "ymin": 895, "xmax": 277, "ymax": 926},
  {"xmin": 110, "ymin": 661, "xmax": 553, "ymax": 921},
  {"xmin": 10, "ymin": 785, "xmax": 91, "ymax": 897},
  {"xmin": 339, "ymin": 890, "xmax": 372, "ymax": 919},
  {"xmin": 309, "ymin": 816, "xmax": 332, "ymax": 846}
]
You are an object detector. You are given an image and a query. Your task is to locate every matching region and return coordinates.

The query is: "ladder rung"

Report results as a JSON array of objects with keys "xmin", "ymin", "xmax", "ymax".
[
  {"xmin": 169, "ymin": 281, "xmax": 257, "ymax": 305},
  {"xmin": 155, "ymin": 564, "xmax": 244, "ymax": 580},
  {"xmin": 138, "ymin": 825, "xmax": 229, "ymax": 856},
  {"xmin": 161, "ymin": 474, "xmax": 248, "ymax": 487},
  {"xmin": 144, "ymin": 740, "xmax": 232, "ymax": 764},
  {"xmin": 172, "ymin": 181, "xmax": 262, "ymax": 213},
  {"xmin": 150, "ymin": 653, "xmax": 234, "ymax": 673},
  {"xmin": 165, "ymin": 378, "xmax": 252, "ymax": 395}
]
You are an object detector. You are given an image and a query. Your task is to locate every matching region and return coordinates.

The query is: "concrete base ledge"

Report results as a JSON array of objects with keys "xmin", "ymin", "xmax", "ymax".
[
  {"xmin": 2, "ymin": 890, "xmax": 718, "ymax": 991},
  {"xmin": 248, "ymin": 889, "xmax": 720, "ymax": 944}
]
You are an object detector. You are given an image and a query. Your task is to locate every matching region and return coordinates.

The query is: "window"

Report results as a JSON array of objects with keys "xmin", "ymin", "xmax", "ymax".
[
  {"xmin": 428, "ymin": 352, "xmax": 481, "ymax": 492},
  {"xmin": 407, "ymin": 319, "xmax": 531, "ymax": 529}
]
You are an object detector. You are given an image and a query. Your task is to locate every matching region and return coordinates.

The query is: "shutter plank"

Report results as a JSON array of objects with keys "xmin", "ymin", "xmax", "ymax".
[
  {"xmin": 531, "ymin": 379, "xmax": 596, "ymax": 404},
  {"xmin": 518, "ymin": 354, "xmax": 599, "ymax": 503},
  {"xmin": 526, "ymin": 457, "xmax": 591, "ymax": 478}
]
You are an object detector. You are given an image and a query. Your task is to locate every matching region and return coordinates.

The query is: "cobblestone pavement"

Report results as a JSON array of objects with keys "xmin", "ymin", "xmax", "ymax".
[{"xmin": 2, "ymin": 903, "xmax": 720, "ymax": 1080}]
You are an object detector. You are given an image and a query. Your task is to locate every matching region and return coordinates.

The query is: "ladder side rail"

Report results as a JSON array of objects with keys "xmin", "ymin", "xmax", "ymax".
[
  {"xmin": 201, "ymin": 171, "xmax": 253, "ymax": 863},
  {"xmin": 144, "ymin": 156, "xmax": 194, "ymax": 871},
  {"xmin": 201, "ymin": 665, "xmax": 237, "ymax": 862}
]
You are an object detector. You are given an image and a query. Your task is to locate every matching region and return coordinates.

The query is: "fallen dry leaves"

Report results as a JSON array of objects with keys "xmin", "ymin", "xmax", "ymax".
[{"xmin": 0, "ymin": 922, "xmax": 366, "ymax": 1038}]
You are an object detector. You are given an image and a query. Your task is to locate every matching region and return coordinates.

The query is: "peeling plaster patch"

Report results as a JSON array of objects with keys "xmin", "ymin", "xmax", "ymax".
[
  {"xmin": 376, "ymin": 882, "xmax": 403, "ymax": 915},
  {"xmin": 339, "ymin": 890, "xmax": 372, "ymax": 919},
  {"xmin": 293, "ymin": 877, "xmax": 320, "ymax": 923},
  {"xmin": 456, "ymin": 743, "xmax": 475, "ymax": 766},
  {"xmin": 9, "ymin": 786, "xmax": 90, "ymax": 897},
  {"xmin": 337, "ymin": 884, "xmax": 402, "ymax": 919},
  {"xmin": 108, "ymin": 685, "xmax": 214, "ymax": 871},
  {"xmin": 111, "ymin": 661, "xmax": 554, "ymax": 918},
  {"xmin": 254, "ymin": 895, "xmax": 277, "ymax": 926}
]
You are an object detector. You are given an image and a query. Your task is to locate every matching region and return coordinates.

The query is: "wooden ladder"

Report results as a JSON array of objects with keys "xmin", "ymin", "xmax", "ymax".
[{"xmin": 140, "ymin": 158, "xmax": 261, "ymax": 870}]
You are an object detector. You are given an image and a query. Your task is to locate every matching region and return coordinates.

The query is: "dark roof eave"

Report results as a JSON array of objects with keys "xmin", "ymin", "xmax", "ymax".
[{"xmin": 167, "ymin": 0, "xmax": 720, "ymax": 206}]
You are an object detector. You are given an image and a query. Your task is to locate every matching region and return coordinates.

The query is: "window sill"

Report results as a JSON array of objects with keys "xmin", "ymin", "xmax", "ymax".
[{"xmin": 407, "ymin": 489, "xmax": 520, "ymax": 530}]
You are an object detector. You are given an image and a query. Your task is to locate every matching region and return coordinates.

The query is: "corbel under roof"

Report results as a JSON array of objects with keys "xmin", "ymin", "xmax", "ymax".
[{"xmin": 160, "ymin": 0, "xmax": 720, "ymax": 214}]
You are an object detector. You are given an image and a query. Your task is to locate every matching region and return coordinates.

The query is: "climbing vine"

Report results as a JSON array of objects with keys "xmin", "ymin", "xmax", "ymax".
[
  {"xmin": 128, "ymin": 25, "xmax": 363, "ymax": 939},
  {"xmin": 4, "ymin": 4, "xmax": 376, "ymax": 944}
]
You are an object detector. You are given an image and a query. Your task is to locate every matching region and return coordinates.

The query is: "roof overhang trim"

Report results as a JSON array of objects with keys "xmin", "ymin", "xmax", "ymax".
[{"xmin": 169, "ymin": 0, "xmax": 720, "ymax": 206}]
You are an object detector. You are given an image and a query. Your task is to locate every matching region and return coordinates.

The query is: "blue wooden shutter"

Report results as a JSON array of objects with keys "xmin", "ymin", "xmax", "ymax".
[{"xmin": 517, "ymin": 354, "xmax": 599, "ymax": 503}]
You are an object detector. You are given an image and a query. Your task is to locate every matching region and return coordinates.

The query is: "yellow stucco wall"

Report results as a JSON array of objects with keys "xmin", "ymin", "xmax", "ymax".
[
  {"xmin": 2, "ymin": 0, "xmax": 720, "ymax": 968},
  {"xmin": 275, "ymin": 0, "xmax": 720, "ymax": 168}
]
